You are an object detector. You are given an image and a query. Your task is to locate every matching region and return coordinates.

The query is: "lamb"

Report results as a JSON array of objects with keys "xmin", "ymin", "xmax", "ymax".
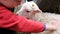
[{"xmin": 16, "ymin": 1, "xmax": 60, "ymax": 34}]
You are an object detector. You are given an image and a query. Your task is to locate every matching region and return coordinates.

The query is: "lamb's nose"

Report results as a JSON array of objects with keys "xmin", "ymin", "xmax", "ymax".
[{"xmin": 32, "ymin": 10, "xmax": 42, "ymax": 15}]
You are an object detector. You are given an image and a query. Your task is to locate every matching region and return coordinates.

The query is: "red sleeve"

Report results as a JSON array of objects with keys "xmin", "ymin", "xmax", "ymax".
[{"xmin": 0, "ymin": 6, "xmax": 45, "ymax": 33}]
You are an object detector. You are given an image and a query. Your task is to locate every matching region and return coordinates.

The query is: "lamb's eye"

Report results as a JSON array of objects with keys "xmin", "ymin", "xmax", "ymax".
[
  {"xmin": 32, "ymin": 3, "xmax": 34, "ymax": 8},
  {"xmin": 32, "ymin": 4, "xmax": 34, "ymax": 7},
  {"xmin": 26, "ymin": 11, "xmax": 30, "ymax": 13}
]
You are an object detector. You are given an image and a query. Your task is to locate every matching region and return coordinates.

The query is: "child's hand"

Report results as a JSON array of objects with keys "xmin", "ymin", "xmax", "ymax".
[
  {"xmin": 45, "ymin": 24, "xmax": 57, "ymax": 31},
  {"xmin": 52, "ymin": 19, "xmax": 60, "ymax": 27}
]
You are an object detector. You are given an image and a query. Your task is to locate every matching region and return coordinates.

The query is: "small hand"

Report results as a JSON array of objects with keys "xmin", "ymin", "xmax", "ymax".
[{"xmin": 46, "ymin": 24, "xmax": 57, "ymax": 31}]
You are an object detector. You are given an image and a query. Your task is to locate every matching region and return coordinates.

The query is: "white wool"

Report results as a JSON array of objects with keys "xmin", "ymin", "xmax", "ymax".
[
  {"xmin": 31, "ymin": 12, "xmax": 60, "ymax": 34},
  {"xmin": 33, "ymin": 13, "xmax": 60, "ymax": 22}
]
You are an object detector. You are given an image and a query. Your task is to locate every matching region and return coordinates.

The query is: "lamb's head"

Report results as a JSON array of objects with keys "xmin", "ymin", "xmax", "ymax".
[{"xmin": 16, "ymin": 1, "xmax": 42, "ymax": 19}]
